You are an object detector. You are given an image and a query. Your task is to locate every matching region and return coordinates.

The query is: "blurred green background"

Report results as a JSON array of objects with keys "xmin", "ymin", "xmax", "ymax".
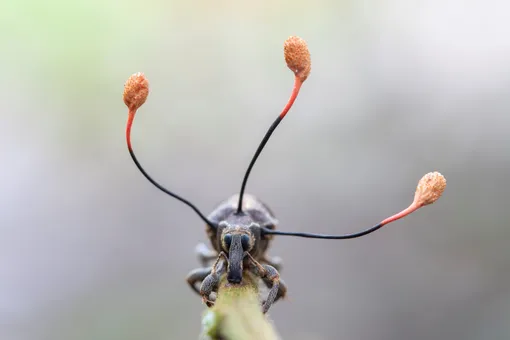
[{"xmin": 2, "ymin": 0, "xmax": 510, "ymax": 339}]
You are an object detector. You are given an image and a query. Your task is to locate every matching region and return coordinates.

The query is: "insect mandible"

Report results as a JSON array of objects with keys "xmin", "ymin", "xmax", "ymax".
[{"xmin": 122, "ymin": 36, "xmax": 447, "ymax": 314}]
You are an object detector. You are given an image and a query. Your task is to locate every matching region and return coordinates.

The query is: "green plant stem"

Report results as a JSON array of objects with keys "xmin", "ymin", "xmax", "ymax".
[{"xmin": 200, "ymin": 272, "xmax": 280, "ymax": 340}]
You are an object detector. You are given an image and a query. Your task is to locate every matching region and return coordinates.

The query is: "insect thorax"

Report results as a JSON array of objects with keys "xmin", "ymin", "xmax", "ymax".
[{"xmin": 206, "ymin": 194, "xmax": 278, "ymax": 257}]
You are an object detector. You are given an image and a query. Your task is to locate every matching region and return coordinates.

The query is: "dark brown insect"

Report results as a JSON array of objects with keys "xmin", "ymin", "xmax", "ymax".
[{"xmin": 123, "ymin": 36, "xmax": 446, "ymax": 314}]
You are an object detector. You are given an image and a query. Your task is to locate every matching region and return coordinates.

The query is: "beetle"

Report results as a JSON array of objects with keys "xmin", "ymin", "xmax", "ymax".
[{"xmin": 122, "ymin": 36, "xmax": 446, "ymax": 314}]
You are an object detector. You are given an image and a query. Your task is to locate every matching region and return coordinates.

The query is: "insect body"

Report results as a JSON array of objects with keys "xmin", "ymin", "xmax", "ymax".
[
  {"xmin": 187, "ymin": 194, "xmax": 285, "ymax": 313},
  {"xmin": 123, "ymin": 36, "xmax": 446, "ymax": 314}
]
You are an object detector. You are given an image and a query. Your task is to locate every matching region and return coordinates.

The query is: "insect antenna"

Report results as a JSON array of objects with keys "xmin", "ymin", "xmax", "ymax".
[
  {"xmin": 237, "ymin": 36, "xmax": 311, "ymax": 214},
  {"xmin": 123, "ymin": 72, "xmax": 215, "ymax": 229},
  {"xmin": 262, "ymin": 172, "xmax": 446, "ymax": 239}
]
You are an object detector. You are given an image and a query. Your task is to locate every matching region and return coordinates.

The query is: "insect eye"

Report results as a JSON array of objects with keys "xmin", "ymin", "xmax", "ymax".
[
  {"xmin": 223, "ymin": 234, "xmax": 232, "ymax": 249},
  {"xmin": 241, "ymin": 234, "xmax": 251, "ymax": 250}
]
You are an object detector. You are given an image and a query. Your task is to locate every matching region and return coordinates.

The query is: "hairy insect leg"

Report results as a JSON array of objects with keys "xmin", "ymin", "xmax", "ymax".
[
  {"xmin": 200, "ymin": 252, "xmax": 227, "ymax": 307},
  {"xmin": 262, "ymin": 276, "xmax": 287, "ymax": 304},
  {"xmin": 195, "ymin": 242, "xmax": 218, "ymax": 267},
  {"xmin": 186, "ymin": 267, "xmax": 212, "ymax": 296},
  {"xmin": 247, "ymin": 253, "xmax": 282, "ymax": 314},
  {"xmin": 262, "ymin": 255, "xmax": 283, "ymax": 272}
]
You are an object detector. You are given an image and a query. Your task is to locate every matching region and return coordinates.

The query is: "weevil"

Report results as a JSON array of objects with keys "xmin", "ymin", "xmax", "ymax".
[{"xmin": 123, "ymin": 36, "xmax": 446, "ymax": 314}]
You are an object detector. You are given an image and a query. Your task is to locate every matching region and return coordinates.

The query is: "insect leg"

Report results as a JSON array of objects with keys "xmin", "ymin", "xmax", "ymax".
[
  {"xmin": 262, "ymin": 255, "xmax": 283, "ymax": 272},
  {"xmin": 200, "ymin": 252, "xmax": 227, "ymax": 307},
  {"xmin": 195, "ymin": 242, "xmax": 218, "ymax": 267},
  {"xmin": 186, "ymin": 267, "xmax": 212, "ymax": 296},
  {"xmin": 247, "ymin": 253, "xmax": 282, "ymax": 314},
  {"xmin": 262, "ymin": 276, "xmax": 287, "ymax": 304}
]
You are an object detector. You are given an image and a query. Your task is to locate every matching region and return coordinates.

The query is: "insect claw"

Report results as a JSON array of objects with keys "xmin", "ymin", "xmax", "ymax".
[{"xmin": 202, "ymin": 296, "xmax": 215, "ymax": 307}]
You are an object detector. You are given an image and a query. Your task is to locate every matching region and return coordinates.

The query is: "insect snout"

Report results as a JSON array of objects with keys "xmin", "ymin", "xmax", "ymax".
[{"xmin": 224, "ymin": 232, "xmax": 252, "ymax": 284}]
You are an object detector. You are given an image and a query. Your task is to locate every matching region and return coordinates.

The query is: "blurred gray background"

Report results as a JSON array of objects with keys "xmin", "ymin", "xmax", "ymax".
[{"xmin": 2, "ymin": 0, "xmax": 510, "ymax": 339}]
